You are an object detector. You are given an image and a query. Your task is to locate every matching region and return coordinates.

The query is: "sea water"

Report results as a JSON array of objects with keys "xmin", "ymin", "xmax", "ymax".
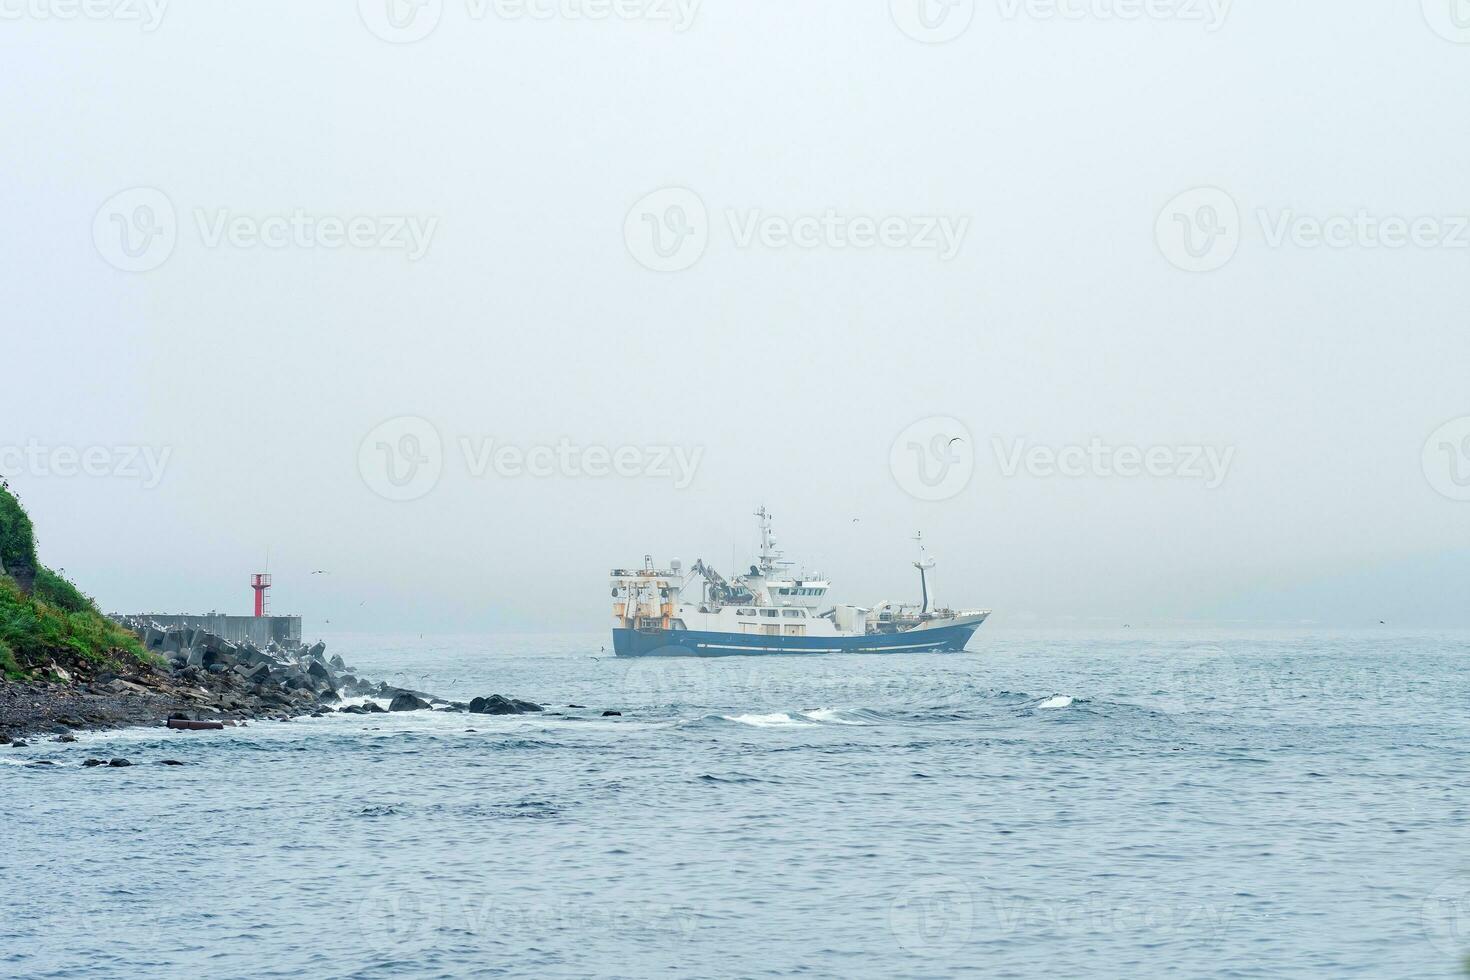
[{"xmin": 3, "ymin": 628, "xmax": 1468, "ymax": 979}]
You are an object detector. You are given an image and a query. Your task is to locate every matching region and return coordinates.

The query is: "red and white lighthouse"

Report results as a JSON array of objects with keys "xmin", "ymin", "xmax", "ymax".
[{"xmin": 251, "ymin": 573, "xmax": 271, "ymax": 617}]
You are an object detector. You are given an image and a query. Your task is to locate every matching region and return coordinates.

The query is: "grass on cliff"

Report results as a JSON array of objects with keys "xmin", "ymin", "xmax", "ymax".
[
  {"xmin": 0, "ymin": 483, "xmax": 152, "ymax": 679},
  {"xmin": 0, "ymin": 576, "xmax": 152, "ymax": 679}
]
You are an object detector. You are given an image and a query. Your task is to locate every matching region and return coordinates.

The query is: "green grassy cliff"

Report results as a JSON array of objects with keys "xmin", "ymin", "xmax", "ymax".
[{"xmin": 0, "ymin": 481, "xmax": 149, "ymax": 680}]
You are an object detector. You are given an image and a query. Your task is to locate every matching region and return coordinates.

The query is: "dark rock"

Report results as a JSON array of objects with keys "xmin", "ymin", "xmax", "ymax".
[
  {"xmin": 54, "ymin": 734, "xmax": 76, "ymax": 743},
  {"xmin": 108, "ymin": 758, "xmax": 132, "ymax": 767},
  {"xmin": 364, "ymin": 701, "xmax": 386, "ymax": 713},
  {"xmin": 389, "ymin": 692, "xmax": 431, "ymax": 712},
  {"xmin": 469, "ymin": 695, "xmax": 543, "ymax": 715},
  {"xmin": 602, "ymin": 710, "xmax": 621, "ymax": 717},
  {"xmin": 158, "ymin": 760, "xmax": 185, "ymax": 766},
  {"xmin": 28, "ymin": 760, "xmax": 56, "ymax": 767},
  {"xmin": 9, "ymin": 739, "xmax": 29, "ymax": 748},
  {"xmin": 339, "ymin": 705, "xmax": 369, "ymax": 715},
  {"xmin": 329, "ymin": 654, "xmax": 346, "ymax": 670},
  {"xmin": 568, "ymin": 704, "xmax": 587, "ymax": 709},
  {"xmin": 83, "ymin": 758, "xmax": 106, "ymax": 767}
]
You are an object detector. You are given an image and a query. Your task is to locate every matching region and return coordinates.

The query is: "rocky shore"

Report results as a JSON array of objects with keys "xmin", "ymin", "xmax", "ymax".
[{"xmin": 0, "ymin": 617, "xmax": 543, "ymax": 743}]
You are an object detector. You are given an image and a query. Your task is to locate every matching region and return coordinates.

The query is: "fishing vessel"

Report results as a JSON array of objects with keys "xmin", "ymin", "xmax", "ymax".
[{"xmin": 610, "ymin": 508, "xmax": 989, "ymax": 657}]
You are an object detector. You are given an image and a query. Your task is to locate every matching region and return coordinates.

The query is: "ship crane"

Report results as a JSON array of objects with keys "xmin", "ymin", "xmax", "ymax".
[{"xmin": 688, "ymin": 559, "xmax": 753, "ymax": 605}]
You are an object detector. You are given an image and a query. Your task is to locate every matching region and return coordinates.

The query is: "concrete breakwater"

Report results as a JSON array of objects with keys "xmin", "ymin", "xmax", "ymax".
[{"xmin": 122, "ymin": 613, "xmax": 302, "ymax": 648}]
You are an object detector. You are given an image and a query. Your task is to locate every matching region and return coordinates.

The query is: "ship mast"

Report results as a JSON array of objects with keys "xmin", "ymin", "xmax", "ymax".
[
  {"xmin": 913, "ymin": 531, "xmax": 937, "ymax": 614},
  {"xmin": 754, "ymin": 506, "xmax": 780, "ymax": 575}
]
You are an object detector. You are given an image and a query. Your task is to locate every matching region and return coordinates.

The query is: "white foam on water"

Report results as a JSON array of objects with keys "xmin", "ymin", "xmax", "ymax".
[
  {"xmin": 722, "ymin": 712, "xmax": 814, "ymax": 728},
  {"xmin": 1038, "ymin": 695, "xmax": 1074, "ymax": 710},
  {"xmin": 800, "ymin": 708, "xmax": 865, "ymax": 725}
]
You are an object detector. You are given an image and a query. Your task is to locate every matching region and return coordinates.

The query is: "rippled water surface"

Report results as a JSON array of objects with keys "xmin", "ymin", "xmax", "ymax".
[{"xmin": 4, "ymin": 628, "xmax": 1469, "ymax": 979}]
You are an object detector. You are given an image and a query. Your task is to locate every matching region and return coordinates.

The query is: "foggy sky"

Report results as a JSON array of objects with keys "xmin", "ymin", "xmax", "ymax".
[{"xmin": 4, "ymin": 2, "xmax": 1468, "ymax": 631}]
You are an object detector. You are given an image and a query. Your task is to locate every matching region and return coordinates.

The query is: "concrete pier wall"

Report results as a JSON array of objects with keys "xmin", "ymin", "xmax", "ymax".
[{"xmin": 122, "ymin": 614, "xmax": 302, "ymax": 647}]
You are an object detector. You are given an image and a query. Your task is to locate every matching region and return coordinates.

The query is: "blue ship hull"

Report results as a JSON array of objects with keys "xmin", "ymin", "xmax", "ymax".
[{"xmin": 613, "ymin": 621, "xmax": 983, "ymax": 658}]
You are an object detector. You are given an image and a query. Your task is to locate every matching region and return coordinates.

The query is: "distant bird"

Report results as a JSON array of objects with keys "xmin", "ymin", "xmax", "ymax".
[{"xmin": 311, "ymin": 570, "xmax": 330, "ymax": 575}]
